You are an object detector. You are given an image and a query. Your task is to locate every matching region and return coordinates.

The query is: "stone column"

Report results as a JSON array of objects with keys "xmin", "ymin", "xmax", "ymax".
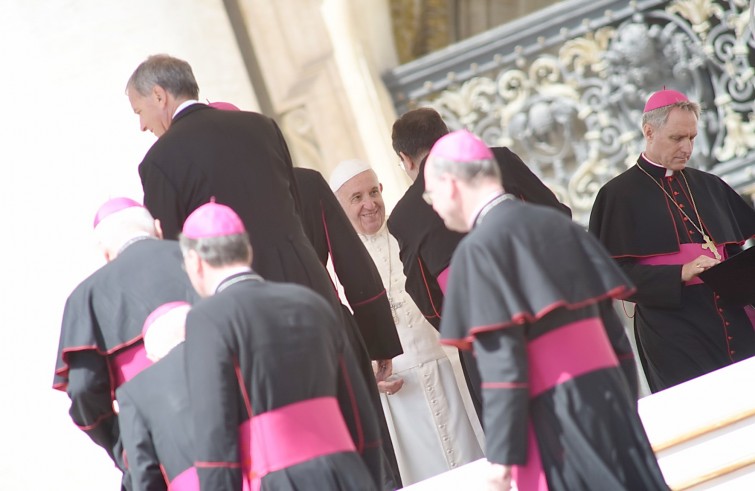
[{"xmin": 236, "ymin": 0, "xmax": 410, "ymax": 208}]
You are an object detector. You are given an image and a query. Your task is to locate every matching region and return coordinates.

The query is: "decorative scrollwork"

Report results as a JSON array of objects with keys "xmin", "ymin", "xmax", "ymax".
[{"xmin": 397, "ymin": 0, "xmax": 755, "ymax": 223}]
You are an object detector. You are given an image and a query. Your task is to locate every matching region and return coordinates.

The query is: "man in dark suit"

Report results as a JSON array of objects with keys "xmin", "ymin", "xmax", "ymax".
[
  {"xmin": 53, "ymin": 197, "xmax": 198, "ymax": 490},
  {"xmin": 116, "ymin": 301, "xmax": 197, "ymax": 491},
  {"xmin": 125, "ymin": 54, "xmax": 335, "ymax": 313},
  {"xmin": 387, "ymin": 107, "xmax": 572, "ymax": 416}
]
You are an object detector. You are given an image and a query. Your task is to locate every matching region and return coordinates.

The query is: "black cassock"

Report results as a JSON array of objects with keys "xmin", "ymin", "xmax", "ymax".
[
  {"xmin": 294, "ymin": 167, "xmax": 403, "ymax": 489},
  {"xmin": 387, "ymin": 148, "xmax": 571, "ymax": 417},
  {"xmin": 117, "ymin": 344, "xmax": 197, "ymax": 491},
  {"xmin": 590, "ymin": 155, "xmax": 755, "ymax": 392},
  {"xmin": 441, "ymin": 197, "xmax": 668, "ymax": 491},
  {"xmin": 185, "ymin": 273, "xmax": 380, "ymax": 491},
  {"xmin": 138, "ymin": 104, "xmax": 336, "ymax": 310},
  {"xmin": 53, "ymin": 239, "xmax": 198, "ymax": 484}
]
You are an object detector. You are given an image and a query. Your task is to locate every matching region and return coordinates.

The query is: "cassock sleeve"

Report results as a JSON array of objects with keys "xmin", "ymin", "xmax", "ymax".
[
  {"xmin": 335, "ymin": 334, "xmax": 384, "ymax": 488},
  {"xmin": 598, "ymin": 300, "xmax": 639, "ymax": 399},
  {"xmin": 184, "ymin": 309, "xmax": 242, "ymax": 490},
  {"xmin": 66, "ymin": 350, "xmax": 124, "ymax": 470},
  {"xmin": 442, "ymin": 239, "xmax": 528, "ymax": 464},
  {"xmin": 473, "ymin": 327, "xmax": 529, "ymax": 465},
  {"xmin": 615, "ymin": 258, "xmax": 683, "ymax": 308},
  {"xmin": 400, "ymin": 252, "xmax": 444, "ymax": 330},
  {"xmin": 116, "ymin": 386, "xmax": 167, "ymax": 491},
  {"xmin": 139, "ymin": 161, "xmax": 185, "ymax": 241}
]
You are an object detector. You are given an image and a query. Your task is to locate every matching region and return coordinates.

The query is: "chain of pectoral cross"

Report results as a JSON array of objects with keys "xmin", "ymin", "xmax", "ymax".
[{"xmin": 636, "ymin": 164, "xmax": 722, "ymax": 261}]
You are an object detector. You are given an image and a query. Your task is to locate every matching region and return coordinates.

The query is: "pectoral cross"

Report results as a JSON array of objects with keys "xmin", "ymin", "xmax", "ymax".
[
  {"xmin": 389, "ymin": 297, "xmax": 405, "ymax": 324},
  {"xmin": 702, "ymin": 235, "xmax": 722, "ymax": 261}
]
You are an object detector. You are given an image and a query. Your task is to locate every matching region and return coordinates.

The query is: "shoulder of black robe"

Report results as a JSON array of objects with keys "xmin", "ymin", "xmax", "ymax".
[
  {"xmin": 441, "ymin": 199, "xmax": 634, "ymax": 349},
  {"xmin": 139, "ymin": 105, "xmax": 302, "ymax": 241},
  {"xmin": 185, "ymin": 279, "xmax": 382, "ymax": 490},
  {"xmin": 387, "ymin": 162, "xmax": 463, "ymax": 328},
  {"xmin": 589, "ymin": 155, "xmax": 755, "ymax": 257},
  {"xmin": 53, "ymin": 239, "xmax": 198, "ymax": 391},
  {"xmin": 116, "ymin": 345, "xmax": 195, "ymax": 487},
  {"xmin": 293, "ymin": 167, "xmax": 402, "ymax": 359},
  {"xmin": 491, "ymin": 147, "xmax": 572, "ymax": 217}
]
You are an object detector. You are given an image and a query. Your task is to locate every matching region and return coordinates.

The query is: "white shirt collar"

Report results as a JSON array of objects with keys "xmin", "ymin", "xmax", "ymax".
[{"xmin": 173, "ymin": 99, "xmax": 201, "ymax": 119}]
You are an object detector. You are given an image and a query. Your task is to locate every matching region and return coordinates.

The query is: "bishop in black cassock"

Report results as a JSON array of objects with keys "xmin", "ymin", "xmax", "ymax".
[
  {"xmin": 179, "ymin": 201, "xmax": 382, "ymax": 491},
  {"xmin": 53, "ymin": 198, "xmax": 198, "ymax": 490},
  {"xmin": 116, "ymin": 302, "xmax": 197, "ymax": 491},
  {"xmin": 426, "ymin": 130, "xmax": 668, "ymax": 491},
  {"xmin": 590, "ymin": 89, "xmax": 755, "ymax": 392}
]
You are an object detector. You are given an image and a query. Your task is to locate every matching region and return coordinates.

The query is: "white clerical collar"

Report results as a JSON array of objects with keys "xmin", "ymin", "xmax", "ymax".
[
  {"xmin": 173, "ymin": 99, "xmax": 201, "ymax": 119},
  {"xmin": 211, "ymin": 266, "xmax": 254, "ymax": 294},
  {"xmin": 469, "ymin": 190, "xmax": 505, "ymax": 229},
  {"xmin": 641, "ymin": 153, "xmax": 674, "ymax": 177}
]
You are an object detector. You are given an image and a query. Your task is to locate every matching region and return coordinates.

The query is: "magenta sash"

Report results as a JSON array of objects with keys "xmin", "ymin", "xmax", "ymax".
[
  {"xmin": 513, "ymin": 317, "xmax": 620, "ymax": 490},
  {"xmin": 239, "ymin": 396, "xmax": 355, "ymax": 491},
  {"xmin": 110, "ymin": 343, "xmax": 152, "ymax": 388},
  {"xmin": 527, "ymin": 317, "xmax": 619, "ymax": 397},
  {"xmin": 169, "ymin": 466, "xmax": 199, "ymax": 491},
  {"xmin": 437, "ymin": 266, "xmax": 450, "ymax": 294},
  {"xmin": 636, "ymin": 243, "xmax": 725, "ymax": 286}
]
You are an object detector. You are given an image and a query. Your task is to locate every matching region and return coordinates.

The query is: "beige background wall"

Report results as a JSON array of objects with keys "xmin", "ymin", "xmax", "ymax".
[{"xmin": 0, "ymin": 2, "xmax": 258, "ymax": 489}]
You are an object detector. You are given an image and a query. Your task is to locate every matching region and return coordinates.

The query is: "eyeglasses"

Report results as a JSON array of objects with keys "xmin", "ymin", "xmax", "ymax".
[{"xmin": 422, "ymin": 191, "xmax": 433, "ymax": 205}]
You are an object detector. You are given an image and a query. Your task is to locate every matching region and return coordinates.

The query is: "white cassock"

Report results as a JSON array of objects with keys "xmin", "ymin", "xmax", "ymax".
[{"xmin": 360, "ymin": 224, "xmax": 485, "ymax": 486}]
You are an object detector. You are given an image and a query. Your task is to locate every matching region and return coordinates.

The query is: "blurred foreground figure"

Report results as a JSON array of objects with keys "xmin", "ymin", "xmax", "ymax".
[{"xmin": 427, "ymin": 131, "xmax": 669, "ymax": 491}]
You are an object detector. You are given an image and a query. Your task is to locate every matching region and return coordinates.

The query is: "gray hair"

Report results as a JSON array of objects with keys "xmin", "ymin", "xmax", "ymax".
[
  {"xmin": 426, "ymin": 155, "xmax": 501, "ymax": 186},
  {"xmin": 178, "ymin": 233, "xmax": 252, "ymax": 268},
  {"xmin": 642, "ymin": 100, "xmax": 701, "ymax": 129},
  {"xmin": 94, "ymin": 206, "xmax": 157, "ymax": 253},
  {"xmin": 126, "ymin": 54, "xmax": 199, "ymax": 99}
]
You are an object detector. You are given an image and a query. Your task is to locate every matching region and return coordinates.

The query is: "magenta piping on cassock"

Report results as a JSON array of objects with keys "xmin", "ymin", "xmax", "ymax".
[
  {"xmin": 239, "ymin": 396, "xmax": 355, "ymax": 491},
  {"xmin": 636, "ymin": 242, "xmax": 725, "ymax": 286}
]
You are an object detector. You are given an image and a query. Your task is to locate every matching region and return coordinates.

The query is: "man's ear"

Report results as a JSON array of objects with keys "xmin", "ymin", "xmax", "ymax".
[
  {"xmin": 379, "ymin": 182, "xmax": 383, "ymax": 193},
  {"xmin": 153, "ymin": 85, "xmax": 168, "ymax": 107},
  {"xmin": 399, "ymin": 152, "xmax": 415, "ymax": 171},
  {"xmin": 643, "ymin": 123, "xmax": 654, "ymax": 141}
]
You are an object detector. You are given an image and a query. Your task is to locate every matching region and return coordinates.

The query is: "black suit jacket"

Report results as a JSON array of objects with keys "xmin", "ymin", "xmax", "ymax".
[{"xmin": 138, "ymin": 104, "xmax": 336, "ymax": 309}]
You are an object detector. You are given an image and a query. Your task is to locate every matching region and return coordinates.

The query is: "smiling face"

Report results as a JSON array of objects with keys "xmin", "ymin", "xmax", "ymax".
[
  {"xmin": 644, "ymin": 107, "xmax": 698, "ymax": 171},
  {"xmin": 335, "ymin": 169, "xmax": 385, "ymax": 236},
  {"xmin": 127, "ymin": 85, "xmax": 171, "ymax": 137}
]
